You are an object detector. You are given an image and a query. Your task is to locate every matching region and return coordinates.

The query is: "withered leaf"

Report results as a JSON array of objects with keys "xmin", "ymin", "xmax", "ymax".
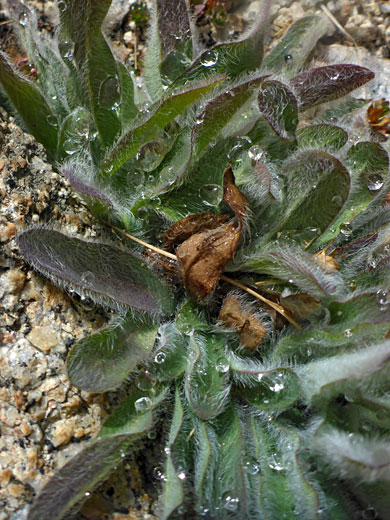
[
  {"xmin": 164, "ymin": 212, "xmax": 229, "ymax": 252},
  {"xmin": 280, "ymin": 293, "xmax": 322, "ymax": 321},
  {"xmin": 176, "ymin": 220, "xmax": 240, "ymax": 299},
  {"xmin": 223, "ymin": 165, "xmax": 249, "ymax": 222},
  {"xmin": 219, "ymin": 294, "xmax": 266, "ymax": 350}
]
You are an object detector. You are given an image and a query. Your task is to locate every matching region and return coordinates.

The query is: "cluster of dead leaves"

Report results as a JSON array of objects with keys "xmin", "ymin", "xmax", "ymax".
[
  {"xmin": 367, "ymin": 99, "xmax": 390, "ymax": 137},
  {"xmin": 164, "ymin": 165, "xmax": 248, "ymax": 299},
  {"xmin": 218, "ymin": 294, "xmax": 266, "ymax": 350}
]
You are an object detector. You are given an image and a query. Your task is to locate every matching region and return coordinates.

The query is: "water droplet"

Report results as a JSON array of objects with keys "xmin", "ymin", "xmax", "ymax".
[
  {"xmin": 367, "ymin": 174, "xmax": 384, "ymax": 192},
  {"xmin": 269, "ymin": 373, "xmax": 285, "ymax": 392},
  {"xmin": 248, "ymin": 145, "xmax": 263, "ymax": 162},
  {"xmin": 101, "ymin": 159, "xmax": 114, "ymax": 173},
  {"xmin": 200, "ymin": 50, "xmax": 218, "ymax": 67},
  {"xmin": 57, "ymin": 1, "xmax": 67, "ymax": 13},
  {"xmin": 284, "ymin": 54, "xmax": 293, "ymax": 62},
  {"xmin": 98, "ymin": 76, "xmax": 120, "ymax": 110},
  {"xmin": 340, "ymin": 223, "xmax": 352, "ymax": 236},
  {"xmin": 18, "ymin": 12, "xmax": 28, "ymax": 26},
  {"xmin": 153, "ymin": 466, "xmax": 167, "ymax": 481},
  {"xmin": 243, "ymin": 458, "xmax": 259, "ymax": 475},
  {"xmin": 164, "ymin": 447, "xmax": 171, "ymax": 455},
  {"xmin": 198, "ymin": 505, "xmax": 210, "ymax": 516},
  {"xmin": 136, "ymin": 370, "xmax": 156, "ymax": 391},
  {"xmin": 134, "ymin": 396, "xmax": 152, "ymax": 413},
  {"xmin": 216, "ymin": 361, "xmax": 230, "ymax": 373},
  {"xmin": 344, "ymin": 329, "xmax": 352, "ymax": 337},
  {"xmin": 120, "ymin": 449, "xmax": 126, "ymax": 458},
  {"xmin": 154, "ymin": 351, "xmax": 166, "ymax": 364},
  {"xmin": 178, "ymin": 471, "xmax": 186, "ymax": 480},
  {"xmin": 47, "ymin": 115, "xmax": 57, "ymax": 127},
  {"xmin": 362, "ymin": 506, "xmax": 377, "ymax": 519},
  {"xmin": 147, "ymin": 430, "xmax": 157, "ymax": 439},
  {"xmin": 331, "ymin": 195, "xmax": 343, "ymax": 206},
  {"xmin": 222, "ymin": 492, "xmax": 240, "ymax": 512},
  {"xmin": 59, "ymin": 40, "xmax": 74, "ymax": 60},
  {"xmin": 84, "ymin": 491, "xmax": 91, "ymax": 497},
  {"xmin": 199, "ymin": 184, "xmax": 223, "ymax": 206},
  {"xmin": 63, "ymin": 138, "xmax": 80, "ymax": 155},
  {"xmin": 227, "ymin": 137, "xmax": 252, "ymax": 162},
  {"xmin": 80, "ymin": 271, "xmax": 95, "ymax": 286},
  {"xmin": 268, "ymin": 452, "xmax": 284, "ymax": 471},
  {"xmin": 376, "ymin": 289, "xmax": 390, "ymax": 306}
]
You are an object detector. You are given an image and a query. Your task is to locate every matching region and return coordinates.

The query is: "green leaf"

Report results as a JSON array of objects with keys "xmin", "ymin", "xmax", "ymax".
[
  {"xmin": 185, "ymin": 333, "xmax": 230, "ymax": 420},
  {"xmin": 0, "ymin": 52, "xmax": 58, "ymax": 157},
  {"xmin": 229, "ymin": 355, "xmax": 301, "ymax": 411},
  {"xmin": 171, "ymin": 2, "xmax": 270, "ymax": 88},
  {"xmin": 257, "ymin": 80, "xmax": 298, "ymax": 140},
  {"xmin": 27, "ymin": 435, "xmax": 135, "ymax": 520},
  {"xmin": 16, "ymin": 228, "xmax": 173, "ymax": 313},
  {"xmin": 102, "ymin": 79, "xmax": 222, "ymax": 175},
  {"xmin": 299, "ymin": 340, "xmax": 390, "ymax": 404},
  {"xmin": 58, "ymin": 107, "xmax": 94, "ymax": 158},
  {"xmin": 297, "ymin": 124, "xmax": 348, "ymax": 152},
  {"xmin": 175, "ymin": 300, "xmax": 209, "ymax": 334},
  {"xmin": 278, "ymin": 150, "xmax": 350, "ymax": 237},
  {"xmin": 116, "ymin": 62, "xmax": 138, "ymax": 128},
  {"xmin": 99, "ymin": 385, "xmax": 168, "ymax": 437},
  {"xmin": 58, "ymin": 0, "xmax": 122, "ymax": 145},
  {"xmin": 290, "ymin": 64, "xmax": 375, "ymax": 110},
  {"xmin": 66, "ymin": 315, "xmax": 158, "ymax": 392},
  {"xmin": 193, "ymin": 419, "xmax": 216, "ymax": 513},
  {"xmin": 143, "ymin": 0, "xmax": 163, "ymax": 101},
  {"xmin": 152, "ymin": 322, "xmax": 188, "ymax": 381},
  {"xmin": 193, "ymin": 76, "xmax": 267, "ymax": 156},
  {"xmin": 261, "ymin": 16, "xmax": 328, "ymax": 76},
  {"xmin": 159, "ymin": 387, "xmax": 185, "ymax": 519}
]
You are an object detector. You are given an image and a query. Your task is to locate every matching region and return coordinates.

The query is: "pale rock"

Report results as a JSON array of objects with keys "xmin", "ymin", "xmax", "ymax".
[{"xmin": 27, "ymin": 326, "xmax": 60, "ymax": 352}]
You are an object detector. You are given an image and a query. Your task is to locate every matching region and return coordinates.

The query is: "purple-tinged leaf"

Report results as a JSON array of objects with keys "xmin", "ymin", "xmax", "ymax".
[
  {"xmin": 61, "ymin": 165, "xmax": 113, "ymax": 207},
  {"xmin": 258, "ymin": 80, "xmax": 298, "ymax": 140},
  {"xmin": 67, "ymin": 316, "xmax": 158, "ymax": 392},
  {"xmin": 290, "ymin": 64, "xmax": 375, "ymax": 111},
  {"xmin": 28, "ymin": 385, "xmax": 168, "ymax": 520},
  {"xmin": 27, "ymin": 435, "xmax": 134, "ymax": 520},
  {"xmin": 17, "ymin": 228, "xmax": 172, "ymax": 313},
  {"xmin": 156, "ymin": 0, "xmax": 190, "ymax": 58},
  {"xmin": 0, "ymin": 52, "xmax": 58, "ymax": 157}
]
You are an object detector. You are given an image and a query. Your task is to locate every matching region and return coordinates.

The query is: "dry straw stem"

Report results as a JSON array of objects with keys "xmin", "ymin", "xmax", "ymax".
[{"xmin": 103, "ymin": 221, "xmax": 301, "ymax": 329}]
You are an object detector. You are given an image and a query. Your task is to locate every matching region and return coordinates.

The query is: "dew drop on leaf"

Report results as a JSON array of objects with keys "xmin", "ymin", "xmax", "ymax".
[
  {"xmin": 344, "ymin": 329, "xmax": 352, "ymax": 337},
  {"xmin": 367, "ymin": 173, "xmax": 384, "ymax": 191},
  {"xmin": 284, "ymin": 54, "xmax": 293, "ymax": 62},
  {"xmin": 80, "ymin": 271, "xmax": 95, "ymax": 287},
  {"xmin": 340, "ymin": 223, "xmax": 352, "ymax": 236},
  {"xmin": 362, "ymin": 507, "xmax": 377, "ymax": 520},
  {"xmin": 248, "ymin": 145, "xmax": 263, "ymax": 161},
  {"xmin": 221, "ymin": 492, "xmax": 240, "ymax": 512},
  {"xmin": 63, "ymin": 139, "xmax": 80, "ymax": 155},
  {"xmin": 154, "ymin": 351, "xmax": 166, "ymax": 364},
  {"xmin": 376, "ymin": 289, "xmax": 390, "ymax": 306},
  {"xmin": 136, "ymin": 370, "xmax": 156, "ymax": 391},
  {"xmin": 59, "ymin": 41, "xmax": 74, "ymax": 60},
  {"xmin": 18, "ymin": 12, "xmax": 28, "ymax": 26},
  {"xmin": 153, "ymin": 466, "xmax": 167, "ymax": 481},
  {"xmin": 134, "ymin": 396, "xmax": 152, "ymax": 413},
  {"xmin": 200, "ymin": 50, "xmax": 218, "ymax": 67},
  {"xmin": 199, "ymin": 184, "xmax": 223, "ymax": 206},
  {"xmin": 57, "ymin": 1, "xmax": 67, "ymax": 13},
  {"xmin": 98, "ymin": 76, "xmax": 120, "ymax": 110},
  {"xmin": 243, "ymin": 458, "xmax": 259, "ymax": 475},
  {"xmin": 216, "ymin": 360, "xmax": 229, "ymax": 373}
]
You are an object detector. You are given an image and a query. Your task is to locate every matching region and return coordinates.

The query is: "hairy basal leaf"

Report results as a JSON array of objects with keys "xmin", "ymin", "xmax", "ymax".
[
  {"xmin": 261, "ymin": 15, "xmax": 328, "ymax": 76},
  {"xmin": 290, "ymin": 64, "xmax": 375, "ymax": 110},
  {"xmin": 258, "ymin": 80, "xmax": 298, "ymax": 141},
  {"xmin": 297, "ymin": 124, "xmax": 348, "ymax": 152},
  {"xmin": 102, "ymin": 79, "xmax": 221, "ymax": 174},
  {"xmin": 17, "ymin": 228, "xmax": 172, "ymax": 313},
  {"xmin": 66, "ymin": 315, "xmax": 159, "ymax": 392},
  {"xmin": 0, "ymin": 52, "xmax": 58, "ymax": 156}
]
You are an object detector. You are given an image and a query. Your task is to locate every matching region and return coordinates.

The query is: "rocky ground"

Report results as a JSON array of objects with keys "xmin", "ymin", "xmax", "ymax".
[{"xmin": 0, "ymin": 1, "xmax": 389, "ymax": 519}]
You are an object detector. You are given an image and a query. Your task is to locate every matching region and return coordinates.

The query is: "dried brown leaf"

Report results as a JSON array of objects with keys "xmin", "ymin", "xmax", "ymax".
[
  {"xmin": 219, "ymin": 294, "xmax": 266, "ymax": 350},
  {"xmin": 163, "ymin": 212, "xmax": 229, "ymax": 252},
  {"xmin": 223, "ymin": 165, "xmax": 249, "ymax": 222},
  {"xmin": 176, "ymin": 220, "xmax": 241, "ymax": 299},
  {"xmin": 280, "ymin": 293, "xmax": 322, "ymax": 321}
]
